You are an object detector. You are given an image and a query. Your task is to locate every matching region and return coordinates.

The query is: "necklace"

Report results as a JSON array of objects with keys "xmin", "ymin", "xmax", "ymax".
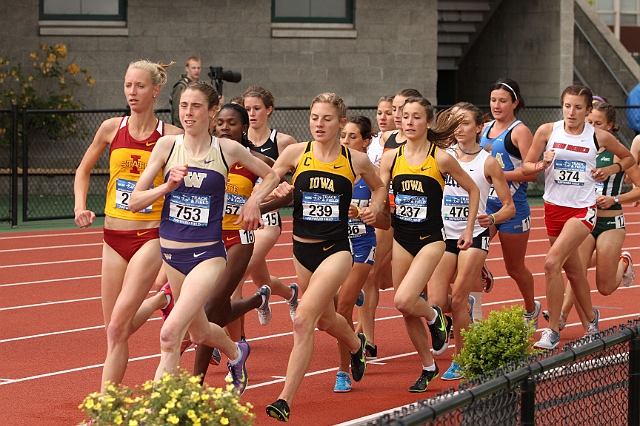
[{"xmin": 457, "ymin": 145, "xmax": 482, "ymax": 155}]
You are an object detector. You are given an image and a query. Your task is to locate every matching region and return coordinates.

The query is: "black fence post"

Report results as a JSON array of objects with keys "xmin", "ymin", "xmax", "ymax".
[
  {"xmin": 520, "ymin": 376, "xmax": 535, "ymax": 426},
  {"xmin": 21, "ymin": 106, "xmax": 28, "ymax": 222},
  {"xmin": 11, "ymin": 103, "xmax": 18, "ymax": 227},
  {"xmin": 629, "ymin": 334, "xmax": 640, "ymax": 426}
]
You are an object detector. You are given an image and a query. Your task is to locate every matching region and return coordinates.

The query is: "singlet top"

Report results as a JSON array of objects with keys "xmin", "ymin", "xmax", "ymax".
[
  {"xmin": 595, "ymin": 149, "xmax": 624, "ymax": 211},
  {"xmin": 349, "ymin": 176, "xmax": 375, "ymax": 239},
  {"xmin": 105, "ymin": 117, "xmax": 165, "ymax": 220},
  {"xmin": 543, "ymin": 121, "xmax": 599, "ymax": 208},
  {"xmin": 367, "ymin": 133, "xmax": 384, "ymax": 167},
  {"xmin": 159, "ymin": 136, "xmax": 229, "ymax": 242},
  {"xmin": 443, "ymin": 148, "xmax": 491, "ymax": 238},
  {"xmin": 479, "ymin": 120, "xmax": 530, "ymax": 216},
  {"xmin": 384, "ymin": 131, "xmax": 406, "ymax": 208},
  {"xmin": 391, "ymin": 143, "xmax": 445, "ymax": 233},
  {"xmin": 292, "ymin": 142, "xmax": 356, "ymax": 240},
  {"xmin": 253, "ymin": 129, "xmax": 279, "ymax": 161},
  {"xmin": 222, "ymin": 154, "xmax": 259, "ymax": 230}
]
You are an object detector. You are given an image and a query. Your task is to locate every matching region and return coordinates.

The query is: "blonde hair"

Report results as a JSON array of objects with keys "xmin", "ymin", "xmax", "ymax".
[
  {"xmin": 126, "ymin": 60, "xmax": 174, "ymax": 87},
  {"xmin": 311, "ymin": 92, "xmax": 347, "ymax": 120}
]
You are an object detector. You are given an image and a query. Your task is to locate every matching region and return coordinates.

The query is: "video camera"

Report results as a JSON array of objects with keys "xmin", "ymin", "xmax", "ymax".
[{"xmin": 208, "ymin": 66, "xmax": 242, "ymax": 96}]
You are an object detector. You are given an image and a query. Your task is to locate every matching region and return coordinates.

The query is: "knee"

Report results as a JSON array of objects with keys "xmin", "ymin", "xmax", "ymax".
[
  {"xmin": 159, "ymin": 323, "xmax": 185, "ymax": 349},
  {"xmin": 106, "ymin": 317, "xmax": 131, "ymax": 344},
  {"xmin": 292, "ymin": 312, "xmax": 316, "ymax": 336},
  {"xmin": 394, "ymin": 294, "xmax": 413, "ymax": 316},
  {"xmin": 543, "ymin": 257, "xmax": 560, "ymax": 276},
  {"xmin": 450, "ymin": 294, "xmax": 468, "ymax": 315}
]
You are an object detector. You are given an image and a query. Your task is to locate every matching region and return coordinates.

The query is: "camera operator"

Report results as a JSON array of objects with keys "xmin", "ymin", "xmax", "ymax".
[{"xmin": 170, "ymin": 56, "xmax": 202, "ymax": 128}]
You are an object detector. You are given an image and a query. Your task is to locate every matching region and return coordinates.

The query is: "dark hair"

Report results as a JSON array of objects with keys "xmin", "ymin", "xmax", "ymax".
[
  {"xmin": 402, "ymin": 97, "xmax": 461, "ymax": 148},
  {"xmin": 185, "ymin": 81, "xmax": 219, "ymax": 109},
  {"xmin": 218, "ymin": 103, "xmax": 254, "ymax": 148},
  {"xmin": 347, "ymin": 115, "xmax": 373, "ymax": 141},
  {"xmin": 242, "ymin": 86, "xmax": 275, "ymax": 116},
  {"xmin": 397, "ymin": 88, "xmax": 423, "ymax": 99},
  {"xmin": 591, "ymin": 101, "xmax": 620, "ymax": 133},
  {"xmin": 561, "ymin": 84, "xmax": 593, "ymax": 108},
  {"xmin": 453, "ymin": 102, "xmax": 485, "ymax": 144},
  {"xmin": 489, "ymin": 78, "xmax": 525, "ymax": 113}
]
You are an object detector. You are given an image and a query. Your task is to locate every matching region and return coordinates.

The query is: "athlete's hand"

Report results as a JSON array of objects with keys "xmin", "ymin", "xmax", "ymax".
[
  {"xmin": 166, "ymin": 164, "xmax": 188, "ymax": 191},
  {"xmin": 457, "ymin": 229, "xmax": 473, "ymax": 250},
  {"xmin": 236, "ymin": 200, "xmax": 263, "ymax": 230},
  {"xmin": 596, "ymin": 195, "xmax": 615, "ymax": 209},
  {"xmin": 592, "ymin": 166, "xmax": 613, "ymax": 182},
  {"xmin": 348, "ymin": 204, "xmax": 359, "ymax": 219},
  {"xmin": 541, "ymin": 149, "xmax": 555, "ymax": 169},
  {"xmin": 74, "ymin": 209, "xmax": 96, "ymax": 228},
  {"xmin": 477, "ymin": 213, "xmax": 492, "ymax": 228},
  {"xmin": 271, "ymin": 182, "xmax": 294, "ymax": 198}
]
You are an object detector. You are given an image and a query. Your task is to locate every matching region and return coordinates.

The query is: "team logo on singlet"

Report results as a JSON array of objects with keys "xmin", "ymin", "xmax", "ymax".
[
  {"xmin": 183, "ymin": 172, "xmax": 207, "ymax": 188},
  {"xmin": 122, "ymin": 154, "xmax": 146, "ymax": 174}
]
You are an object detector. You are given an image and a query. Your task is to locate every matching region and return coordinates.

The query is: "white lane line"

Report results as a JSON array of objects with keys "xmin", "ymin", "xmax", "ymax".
[
  {"xmin": 0, "ymin": 275, "xmax": 101, "ymax": 288},
  {"xmin": 0, "ymin": 242, "xmax": 102, "ymax": 253}
]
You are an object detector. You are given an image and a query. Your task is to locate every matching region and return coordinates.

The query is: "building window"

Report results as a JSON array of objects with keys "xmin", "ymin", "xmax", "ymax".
[
  {"xmin": 594, "ymin": 0, "xmax": 639, "ymax": 26},
  {"xmin": 272, "ymin": 0, "xmax": 353, "ymax": 23},
  {"xmin": 40, "ymin": 0, "xmax": 126, "ymax": 21}
]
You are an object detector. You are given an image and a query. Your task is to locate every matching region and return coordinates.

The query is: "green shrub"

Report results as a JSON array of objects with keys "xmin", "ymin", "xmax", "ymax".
[{"xmin": 454, "ymin": 305, "xmax": 540, "ymax": 379}]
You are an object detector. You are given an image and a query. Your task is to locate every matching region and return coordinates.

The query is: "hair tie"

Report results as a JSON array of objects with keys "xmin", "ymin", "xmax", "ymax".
[{"xmin": 500, "ymin": 83, "xmax": 518, "ymax": 101}]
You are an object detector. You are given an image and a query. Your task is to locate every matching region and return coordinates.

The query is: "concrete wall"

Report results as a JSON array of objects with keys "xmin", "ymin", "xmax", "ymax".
[
  {"xmin": 1, "ymin": 0, "xmax": 438, "ymax": 109},
  {"xmin": 457, "ymin": 0, "xmax": 571, "ymax": 106}
]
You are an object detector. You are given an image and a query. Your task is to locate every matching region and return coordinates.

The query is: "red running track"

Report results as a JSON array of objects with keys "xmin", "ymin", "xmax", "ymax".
[{"xmin": 1, "ymin": 205, "xmax": 640, "ymax": 425}]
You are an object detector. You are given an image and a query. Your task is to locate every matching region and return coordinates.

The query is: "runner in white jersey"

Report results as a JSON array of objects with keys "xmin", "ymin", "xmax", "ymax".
[
  {"xmin": 524, "ymin": 85, "xmax": 635, "ymax": 350},
  {"xmin": 428, "ymin": 103, "xmax": 514, "ymax": 381}
]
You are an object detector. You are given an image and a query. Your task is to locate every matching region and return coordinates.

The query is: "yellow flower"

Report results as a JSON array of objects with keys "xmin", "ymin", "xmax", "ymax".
[
  {"xmin": 84, "ymin": 399, "xmax": 94, "ymax": 409},
  {"xmin": 165, "ymin": 399, "xmax": 176, "ymax": 409},
  {"xmin": 220, "ymin": 417, "xmax": 229, "ymax": 425},
  {"xmin": 29, "ymin": 53, "xmax": 38, "ymax": 61},
  {"xmin": 128, "ymin": 420, "xmax": 138, "ymax": 426},
  {"xmin": 67, "ymin": 63, "xmax": 80, "ymax": 75},
  {"xmin": 54, "ymin": 43, "xmax": 67, "ymax": 56},
  {"xmin": 40, "ymin": 44, "xmax": 48, "ymax": 50},
  {"xmin": 114, "ymin": 414, "xmax": 123, "ymax": 425},
  {"xmin": 187, "ymin": 409, "xmax": 197, "ymax": 419},
  {"xmin": 143, "ymin": 382, "xmax": 153, "ymax": 391},
  {"xmin": 47, "ymin": 53, "xmax": 56, "ymax": 63},
  {"xmin": 167, "ymin": 414, "xmax": 180, "ymax": 424},
  {"xmin": 159, "ymin": 408, "xmax": 168, "ymax": 415},
  {"xmin": 216, "ymin": 408, "xmax": 224, "ymax": 415},
  {"xmin": 189, "ymin": 376, "xmax": 200, "ymax": 384}
]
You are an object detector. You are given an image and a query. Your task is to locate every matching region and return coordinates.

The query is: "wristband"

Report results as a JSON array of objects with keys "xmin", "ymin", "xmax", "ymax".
[
  {"xmin": 614, "ymin": 162, "xmax": 622, "ymax": 173},
  {"xmin": 489, "ymin": 214, "xmax": 496, "ymax": 225}
]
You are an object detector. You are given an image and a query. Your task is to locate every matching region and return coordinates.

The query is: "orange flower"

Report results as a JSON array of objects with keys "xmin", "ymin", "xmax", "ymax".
[
  {"xmin": 67, "ymin": 63, "xmax": 80, "ymax": 75},
  {"xmin": 54, "ymin": 44, "xmax": 67, "ymax": 56}
]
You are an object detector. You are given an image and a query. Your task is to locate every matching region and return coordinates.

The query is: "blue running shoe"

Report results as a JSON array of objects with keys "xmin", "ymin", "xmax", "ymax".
[
  {"xmin": 227, "ymin": 340, "xmax": 250, "ymax": 395},
  {"xmin": 442, "ymin": 361, "xmax": 463, "ymax": 380},
  {"xmin": 355, "ymin": 290, "xmax": 365, "ymax": 307},
  {"xmin": 468, "ymin": 295, "xmax": 475, "ymax": 323},
  {"xmin": 334, "ymin": 371, "xmax": 352, "ymax": 392}
]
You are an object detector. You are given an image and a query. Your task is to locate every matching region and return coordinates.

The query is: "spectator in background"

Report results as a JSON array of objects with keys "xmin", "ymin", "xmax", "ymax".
[
  {"xmin": 170, "ymin": 56, "xmax": 202, "ymax": 128},
  {"xmin": 626, "ymin": 82, "xmax": 640, "ymax": 136}
]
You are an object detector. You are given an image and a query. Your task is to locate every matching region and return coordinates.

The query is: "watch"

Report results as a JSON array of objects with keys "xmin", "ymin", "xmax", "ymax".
[{"xmin": 614, "ymin": 196, "xmax": 620, "ymax": 204}]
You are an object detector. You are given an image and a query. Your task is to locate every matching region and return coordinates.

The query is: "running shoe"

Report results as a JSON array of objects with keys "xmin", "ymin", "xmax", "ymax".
[
  {"xmin": 442, "ymin": 361, "xmax": 463, "ymax": 381},
  {"xmin": 621, "ymin": 251, "xmax": 636, "ymax": 287},
  {"xmin": 586, "ymin": 308, "xmax": 600, "ymax": 336},
  {"xmin": 333, "ymin": 371, "xmax": 352, "ymax": 393},
  {"xmin": 287, "ymin": 283, "xmax": 299, "ymax": 321},
  {"xmin": 542, "ymin": 310, "xmax": 567, "ymax": 331},
  {"xmin": 365, "ymin": 343, "xmax": 378, "ymax": 360},
  {"xmin": 534, "ymin": 329, "xmax": 561, "ymax": 350},
  {"xmin": 355, "ymin": 289, "xmax": 365, "ymax": 307},
  {"xmin": 524, "ymin": 300, "xmax": 542, "ymax": 330},
  {"xmin": 209, "ymin": 348, "xmax": 222, "ymax": 366},
  {"xmin": 408, "ymin": 363, "xmax": 439, "ymax": 392},
  {"xmin": 481, "ymin": 263, "xmax": 494, "ymax": 293},
  {"xmin": 419, "ymin": 292, "xmax": 427, "ymax": 301},
  {"xmin": 180, "ymin": 338, "xmax": 195, "ymax": 355},
  {"xmin": 227, "ymin": 340, "xmax": 250, "ymax": 395},
  {"xmin": 159, "ymin": 283, "xmax": 173, "ymax": 321},
  {"xmin": 427, "ymin": 305, "xmax": 449, "ymax": 354},
  {"xmin": 350, "ymin": 333, "xmax": 367, "ymax": 382},
  {"xmin": 432, "ymin": 315, "xmax": 452, "ymax": 356},
  {"xmin": 468, "ymin": 295, "xmax": 475, "ymax": 323},
  {"xmin": 266, "ymin": 399, "xmax": 290, "ymax": 422},
  {"xmin": 256, "ymin": 285, "xmax": 272, "ymax": 326}
]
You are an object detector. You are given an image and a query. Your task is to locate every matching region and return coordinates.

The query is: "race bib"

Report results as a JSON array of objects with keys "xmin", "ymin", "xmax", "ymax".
[
  {"xmin": 487, "ymin": 185, "xmax": 498, "ymax": 202},
  {"xmin": 240, "ymin": 229, "xmax": 255, "ymax": 244},
  {"xmin": 553, "ymin": 160, "xmax": 586, "ymax": 186},
  {"xmin": 443, "ymin": 195, "xmax": 469, "ymax": 222},
  {"xmin": 115, "ymin": 179, "xmax": 152, "ymax": 213},
  {"xmin": 261, "ymin": 211, "xmax": 279, "ymax": 227},
  {"xmin": 595, "ymin": 182, "xmax": 604, "ymax": 197},
  {"xmin": 302, "ymin": 192, "xmax": 340, "ymax": 222},
  {"xmin": 225, "ymin": 193, "xmax": 246, "ymax": 216},
  {"xmin": 168, "ymin": 192, "xmax": 210, "ymax": 227},
  {"xmin": 394, "ymin": 194, "xmax": 427, "ymax": 222}
]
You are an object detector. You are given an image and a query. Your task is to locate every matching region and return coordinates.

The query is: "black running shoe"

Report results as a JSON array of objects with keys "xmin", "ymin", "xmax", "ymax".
[
  {"xmin": 427, "ymin": 305, "xmax": 448, "ymax": 354},
  {"xmin": 433, "ymin": 315, "xmax": 452, "ymax": 356},
  {"xmin": 350, "ymin": 333, "xmax": 367, "ymax": 382},
  {"xmin": 409, "ymin": 363, "xmax": 439, "ymax": 393},
  {"xmin": 266, "ymin": 399, "xmax": 290, "ymax": 422},
  {"xmin": 365, "ymin": 343, "xmax": 378, "ymax": 360}
]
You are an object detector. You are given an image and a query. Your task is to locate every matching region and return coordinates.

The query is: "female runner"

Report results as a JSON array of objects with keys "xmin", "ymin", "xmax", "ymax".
[
  {"xmin": 129, "ymin": 82, "xmax": 279, "ymax": 392},
  {"xmin": 428, "ymin": 102, "xmax": 515, "ymax": 380},
  {"xmin": 74, "ymin": 60, "xmax": 182, "ymax": 392},
  {"xmin": 479, "ymin": 78, "xmax": 540, "ymax": 326},
  {"xmin": 523, "ymin": 85, "xmax": 634, "ymax": 350},
  {"xmin": 378, "ymin": 97, "xmax": 479, "ymax": 392},
  {"xmin": 265, "ymin": 93, "xmax": 387, "ymax": 422}
]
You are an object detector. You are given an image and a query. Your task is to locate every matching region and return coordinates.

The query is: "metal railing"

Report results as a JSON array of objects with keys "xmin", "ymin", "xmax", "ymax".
[
  {"xmin": 1, "ymin": 105, "xmax": 639, "ymax": 226},
  {"xmin": 366, "ymin": 319, "xmax": 640, "ymax": 426}
]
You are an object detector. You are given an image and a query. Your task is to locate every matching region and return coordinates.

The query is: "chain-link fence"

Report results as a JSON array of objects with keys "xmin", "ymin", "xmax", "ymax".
[
  {"xmin": 2, "ymin": 106, "xmax": 640, "ymax": 223},
  {"xmin": 363, "ymin": 319, "xmax": 640, "ymax": 426}
]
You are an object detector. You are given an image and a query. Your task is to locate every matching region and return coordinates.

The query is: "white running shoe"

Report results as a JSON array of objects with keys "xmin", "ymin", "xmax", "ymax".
[
  {"xmin": 534, "ymin": 329, "xmax": 560, "ymax": 350},
  {"xmin": 621, "ymin": 251, "xmax": 635, "ymax": 287},
  {"xmin": 287, "ymin": 283, "xmax": 299, "ymax": 321},
  {"xmin": 524, "ymin": 301, "xmax": 542, "ymax": 330},
  {"xmin": 256, "ymin": 285, "xmax": 272, "ymax": 326}
]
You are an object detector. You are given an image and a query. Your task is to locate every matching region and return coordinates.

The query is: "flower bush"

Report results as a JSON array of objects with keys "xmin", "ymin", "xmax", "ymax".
[
  {"xmin": 454, "ymin": 305, "xmax": 541, "ymax": 379},
  {"xmin": 0, "ymin": 43, "xmax": 94, "ymax": 147},
  {"xmin": 78, "ymin": 370, "xmax": 255, "ymax": 426}
]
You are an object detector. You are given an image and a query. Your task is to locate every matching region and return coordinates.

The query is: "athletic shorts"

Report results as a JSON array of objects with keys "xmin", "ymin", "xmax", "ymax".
[
  {"xmin": 394, "ymin": 228, "xmax": 445, "ymax": 257},
  {"xmin": 103, "ymin": 227, "xmax": 159, "ymax": 262},
  {"xmin": 591, "ymin": 214, "xmax": 625, "ymax": 239},
  {"xmin": 261, "ymin": 211, "xmax": 282, "ymax": 230},
  {"xmin": 160, "ymin": 242, "xmax": 227, "ymax": 276},
  {"xmin": 487, "ymin": 199, "xmax": 531, "ymax": 234},
  {"xmin": 445, "ymin": 228, "xmax": 491, "ymax": 255},
  {"xmin": 222, "ymin": 229, "xmax": 255, "ymax": 250},
  {"xmin": 350, "ymin": 231, "xmax": 376, "ymax": 265},
  {"xmin": 544, "ymin": 202, "xmax": 597, "ymax": 237},
  {"xmin": 293, "ymin": 238, "xmax": 352, "ymax": 273}
]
